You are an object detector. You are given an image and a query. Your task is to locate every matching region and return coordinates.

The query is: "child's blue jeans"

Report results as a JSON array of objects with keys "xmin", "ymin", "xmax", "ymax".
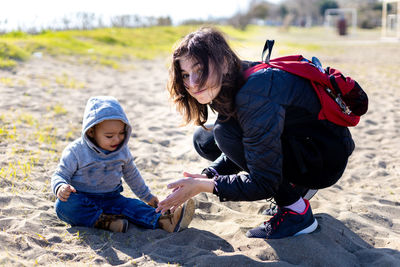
[{"xmin": 55, "ymin": 186, "xmax": 161, "ymax": 229}]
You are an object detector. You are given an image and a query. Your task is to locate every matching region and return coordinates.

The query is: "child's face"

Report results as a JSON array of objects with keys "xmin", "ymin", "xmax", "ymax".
[{"xmin": 88, "ymin": 120, "xmax": 126, "ymax": 151}]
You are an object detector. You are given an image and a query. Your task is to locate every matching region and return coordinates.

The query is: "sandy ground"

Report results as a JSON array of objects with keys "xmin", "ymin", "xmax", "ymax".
[{"xmin": 0, "ymin": 31, "xmax": 400, "ymax": 266}]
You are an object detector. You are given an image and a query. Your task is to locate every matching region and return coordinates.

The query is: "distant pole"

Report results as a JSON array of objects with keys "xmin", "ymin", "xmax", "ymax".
[
  {"xmin": 382, "ymin": 0, "xmax": 387, "ymax": 38},
  {"xmin": 382, "ymin": 0, "xmax": 400, "ymax": 40},
  {"xmin": 352, "ymin": 9, "xmax": 357, "ymax": 35},
  {"xmin": 397, "ymin": 0, "xmax": 400, "ymax": 39}
]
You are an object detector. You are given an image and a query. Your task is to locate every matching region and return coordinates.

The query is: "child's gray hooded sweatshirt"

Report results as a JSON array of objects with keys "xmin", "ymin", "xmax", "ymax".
[{"xmin": 51, "ymin": 96, "xmax": 154, "ymax": 202}]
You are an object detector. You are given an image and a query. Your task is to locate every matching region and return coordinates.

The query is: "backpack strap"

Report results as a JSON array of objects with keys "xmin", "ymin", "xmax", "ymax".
[{"xmin": 262, "ymin": 40, "xmax": 275, "ymax": 64}]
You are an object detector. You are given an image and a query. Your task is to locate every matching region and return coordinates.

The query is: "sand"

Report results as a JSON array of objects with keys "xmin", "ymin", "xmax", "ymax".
[{"xmin": 0, "ymin": 34, "xmax": 399, "ymax": 266}]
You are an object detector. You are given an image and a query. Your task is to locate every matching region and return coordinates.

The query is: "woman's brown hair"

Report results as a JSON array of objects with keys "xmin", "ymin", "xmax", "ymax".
[{"xmin": 167, "ymin": 27, "xmax": 244, "ymax": 127}]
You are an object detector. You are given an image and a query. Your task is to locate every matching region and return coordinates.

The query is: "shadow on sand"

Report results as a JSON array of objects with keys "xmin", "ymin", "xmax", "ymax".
[
  {"xmin": 264, "ymin": 213, "xmax": 400, "ymax": 266},
  {"xmin": 68, "ymin": 213, "xmax": 400, "ymax": 266},
  {"xmin": 67, "ymin": 226, "xmax": 266, "ymax": 266}
]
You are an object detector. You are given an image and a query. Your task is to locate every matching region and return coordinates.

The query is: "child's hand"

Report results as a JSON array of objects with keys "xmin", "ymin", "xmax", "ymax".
[
  {"xmin": 57, "ymin": 184, "xmax": 76, "ymax": 202},
  {"xmin": 147, "ymin": 196, "xmax": 159, "ymax": 208}
]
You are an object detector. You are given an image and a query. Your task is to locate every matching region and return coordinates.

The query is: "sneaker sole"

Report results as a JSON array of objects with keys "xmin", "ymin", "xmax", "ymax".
[
  {"xmin": 174, "ymin": 198, "xmax": 195, "ymax": 232},
  {"xmin": 294, "ymin": 218, "xmax": 318, "ymax": 236}
]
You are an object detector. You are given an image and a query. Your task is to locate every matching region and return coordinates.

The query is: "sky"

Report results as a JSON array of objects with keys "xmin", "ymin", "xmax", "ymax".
[{"xmin": 0, "ymin": 0, "xmax": 282, "ymax": 30}]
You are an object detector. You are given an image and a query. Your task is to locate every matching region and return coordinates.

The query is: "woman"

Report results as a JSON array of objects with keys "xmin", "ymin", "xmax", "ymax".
[{"xmin": 156, "ymin": 27, "xmax": 354, "ymax": 239}]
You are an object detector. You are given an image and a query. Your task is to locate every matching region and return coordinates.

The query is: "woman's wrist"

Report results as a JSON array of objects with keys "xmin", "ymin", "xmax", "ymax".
[
  {"xmin": 195, "ymin": 178, "xmax": 215, "ymax": 193},
  {"xmin": 201, "ymin": 167, "xmax": 219, "ymax": 178}
]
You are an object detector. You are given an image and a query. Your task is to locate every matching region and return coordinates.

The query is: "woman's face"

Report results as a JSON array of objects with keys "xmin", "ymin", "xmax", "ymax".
[{"xmin": 179, "ymin": 56, "xmax": 221, "ymax": 104}]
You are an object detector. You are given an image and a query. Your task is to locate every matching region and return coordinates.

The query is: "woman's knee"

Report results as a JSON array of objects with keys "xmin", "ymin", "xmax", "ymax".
[
  {"xmin": 213, "ymin": 118, "xmax": 242, "ymax": 149},
  {"xmin": 193, "ymin": 126, "xmax": 221, "ymax": 161}
]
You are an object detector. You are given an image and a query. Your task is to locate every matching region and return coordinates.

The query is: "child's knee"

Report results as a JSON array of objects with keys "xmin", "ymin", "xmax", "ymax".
[
  {"xmin": 54, "ymin": 193, "xmax": 83, "ymax": 225},
  {"xmin": 54, "ymin": 199, "xmax": 74, "ymax": 225},
  {"xmin": 55, "ymin": 193, "xmax": 79, "ymax": 211},
  {"xmin": 54, "ymin": 193, "xmax": 98, "ymax": 226}
]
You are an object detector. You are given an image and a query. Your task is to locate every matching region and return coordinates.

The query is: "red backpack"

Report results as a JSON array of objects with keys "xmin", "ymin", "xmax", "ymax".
[{"xmin": 243, "ymin": 40, "xmax": 368, "ymax": 127}]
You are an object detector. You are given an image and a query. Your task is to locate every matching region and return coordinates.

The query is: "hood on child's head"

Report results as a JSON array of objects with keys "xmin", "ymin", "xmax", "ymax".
[{"xmin": 82, "ymin": 96, "xmax": 132, "ymax": 152}]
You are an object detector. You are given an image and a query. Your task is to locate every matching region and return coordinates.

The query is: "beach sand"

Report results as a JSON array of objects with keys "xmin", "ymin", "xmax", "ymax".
[{"xmin": 0, "ymin": 33, "xmax": 399, "ymax": 266}]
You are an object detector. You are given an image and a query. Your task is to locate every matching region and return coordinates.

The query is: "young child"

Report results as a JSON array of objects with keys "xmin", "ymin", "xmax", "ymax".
[{"xmin": 51, "ymin": 96, "xmax": 195, "ymax": 233}]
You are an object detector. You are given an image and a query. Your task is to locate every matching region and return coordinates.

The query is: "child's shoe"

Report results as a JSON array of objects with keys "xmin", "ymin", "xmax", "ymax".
[
  {"xmin": 247, "ymin": 199, "xmax": 318, "ymax": 239},
  {"xmin": 94, "ymin": 214, "xmax": 129, "ymax": 233},
  {"xmin": 158, "ymin": 198, "xmax": 195, "ymax": 233}
]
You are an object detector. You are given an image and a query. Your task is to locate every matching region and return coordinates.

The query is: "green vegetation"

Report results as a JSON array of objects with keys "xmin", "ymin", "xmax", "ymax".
[
  {"xmin": 1, "ymin": 24, "xmax": 382, "ymax": 70},
  {"xmin": 0, "ymin": 25, "xmax": 262, "ymax": 69},
  {"xmin": 0, "ymin": 108, "xmax": 76, "ymax": 194},
  {"xmin": 0, "ymin": 41, "xmax": 30, "ymax": 68},
  {"xmin": 55, "ymin": 73, "xmax": 85, "ymax": 89},
  {"xmin": 48, "ymin": 103, "xmax": 68, "ymax": 116}
]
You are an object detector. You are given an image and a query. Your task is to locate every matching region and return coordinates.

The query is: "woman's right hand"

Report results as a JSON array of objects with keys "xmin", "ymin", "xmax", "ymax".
[
  {"xmin": 156, "ymin": 177, "xmax": 214, "ymax": 214},
  {"xmin": 183, "ymin": 172, "xmax": 208, "ymax": 179},
  {"xmin": 169, "ymin": 172, "xmax": 209, "ymax": 194},
  {"xmin": 57, "ymin": 184, "xmax": 76, "ymax": 202}
]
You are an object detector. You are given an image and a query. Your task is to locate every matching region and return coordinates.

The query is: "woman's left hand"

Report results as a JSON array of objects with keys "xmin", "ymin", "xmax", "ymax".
[{"xmin": 156, "ymin": 177, "xmax": 214, "ymax": 214}]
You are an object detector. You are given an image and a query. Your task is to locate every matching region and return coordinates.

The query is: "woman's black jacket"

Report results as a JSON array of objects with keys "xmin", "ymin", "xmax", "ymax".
[{"xmin": 210, "ymin": 65, "xmax": 355, "ymax": 202}]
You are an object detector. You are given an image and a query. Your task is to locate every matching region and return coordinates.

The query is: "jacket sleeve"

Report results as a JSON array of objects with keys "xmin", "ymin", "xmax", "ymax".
[
  {"xmin": 51, "ymin": 146, "xmax": 78, "ymax": 196},
  {"xmin": 122, "ymin": 151, "xmax": 154, "ymax": 202},
  {"xmin": 214, "ymin": 72, "xmax": 285, "ymax": 202},
  {"xmin": 203, "ymin": 153, "xmax": 243, "ymax": 177}
]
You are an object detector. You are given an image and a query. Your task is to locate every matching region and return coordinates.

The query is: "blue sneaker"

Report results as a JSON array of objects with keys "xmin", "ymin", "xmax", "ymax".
[{"xmin": 246, "ymin": 199, "xmax": 318, "ymax": 239}]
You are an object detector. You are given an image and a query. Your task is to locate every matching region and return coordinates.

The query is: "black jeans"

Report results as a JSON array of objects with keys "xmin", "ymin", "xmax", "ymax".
[{"xmin": 193, "ymin": 117, "xmax": 349, "ymax": 206}]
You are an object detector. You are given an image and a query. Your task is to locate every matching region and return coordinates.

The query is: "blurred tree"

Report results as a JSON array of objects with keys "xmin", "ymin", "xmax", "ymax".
[
  {"xmin": 181, "ymin": 19, "xmax": 207, "ymax": 25},
  {"xmin": 157, "ymin": 16, "xmax": 172, "ymax": 26},
  {"xmin": 284, "ymin": 0, "xmax": 320, "ymax": 26},
  {"xmin": 62, "ymin": 16, "xmax": 71, "ymax": 30},
  {"xmin": 248, "ymin": 0, "xmax": 270, "ymax": 20},
  {"xmin": 279, "ymin": 4, "xmax": 289, "ymax": 19},
  {"xmin": 319, "ymin": 0, "xmax": 339, "ymax": 16},
  {"xmin": 77, "ymin": 12, "xmax": 96, "ymax": 30},
  {"xmin": 111, "ymin": 15, "xmax": 132, "ymax": 28},
  {"xmin": 228, "ymin": 12, "xmax": 251, "ymax": 30},
  {"xmin": 228, "ymin": 0, "xmax": 271, "ymax": 29}
]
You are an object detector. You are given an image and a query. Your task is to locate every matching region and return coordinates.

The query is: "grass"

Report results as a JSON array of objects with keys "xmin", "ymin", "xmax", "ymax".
[
  {"xmin": 1, "ymin": 24, "xmax": 381, "ymax": 69},
  {"xmin": 55, "ymin": 73, "xmax": 85, "ymax": 89},
  {"xmin": 0, "ymin": 108, "xmax": 75, "ymax": 194},
  {"xmin": 0, "ymin": 25, "xmax": 262, "ymax": 69},
  {"xmin": 48, "ymin": 103, "xmax": 68, "ymax": 116}
]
